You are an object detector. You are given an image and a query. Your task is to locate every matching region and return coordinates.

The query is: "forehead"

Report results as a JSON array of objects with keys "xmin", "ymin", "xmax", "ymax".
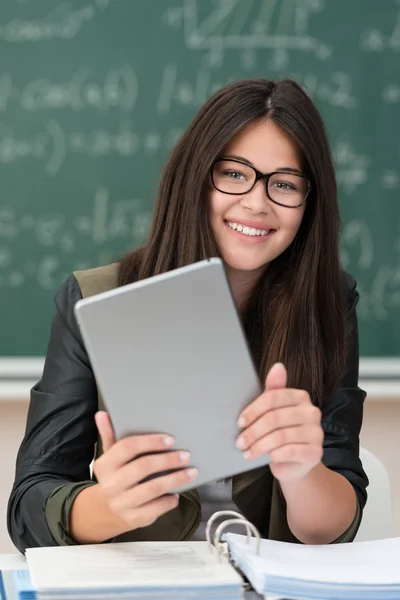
[{"xmin": 223, "ymin": 119, "xmax": 302, "ymax": 171}]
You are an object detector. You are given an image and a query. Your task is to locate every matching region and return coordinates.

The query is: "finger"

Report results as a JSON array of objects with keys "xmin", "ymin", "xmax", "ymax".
[
  {"xmin": 135, "ymin": 466, "xmax": 198, "ymax": 506},
  {"xmin": 101, "ymin": 449, "xmax": 192, "ymax": 497},
  {"xmin": 242, "ymin": 424, "xmax": 324, "ymax": 460},
  {"xmin": 94, "ymin": 433, "xmax": 175, "ymax": 477},
  {"xmin": 238, "ymin": 388, "xmax": 312, "ymax": 430},
  {"xmin": 123, "ymin": 495, "xmax": 180, "ymax": 530},
  {"xmin": 268, "ymin": 442, "xmax": 323, "ymax": 465},
  {"xmin": 265, "ymin": 362, "xmax": 287, "ymax": 390},
  {"xmin": 95, "ymin": 411, "xmax": 116, "ymax": 453},
  {"xmin": 110, "ymin": 467, "xmax": 198, "ymax": 512},
  {"xmin": 237, "ymin": 405, "xmax": 321, "ymax": 451}
]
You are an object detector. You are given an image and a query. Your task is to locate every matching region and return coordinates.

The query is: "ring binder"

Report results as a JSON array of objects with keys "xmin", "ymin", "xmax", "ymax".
[
  {"xmin": 206, "ymin": 510, "xmax": 261, "ymax": 563},
  {"xmin": 205, "ymin": 511, "xmax": 262, "ymax": 595},
  {"xmin": 205, "ymin": 510, "xmax": 251, "ymax": 549},
  {"xmin": 214, "ymin": 518, "xmax": 261, "ymax": 557}
]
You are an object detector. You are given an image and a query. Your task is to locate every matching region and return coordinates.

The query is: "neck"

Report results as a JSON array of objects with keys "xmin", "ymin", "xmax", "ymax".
[{"xmin": 225, "ymin": 265, "xmax": 265, "ymax": 312}]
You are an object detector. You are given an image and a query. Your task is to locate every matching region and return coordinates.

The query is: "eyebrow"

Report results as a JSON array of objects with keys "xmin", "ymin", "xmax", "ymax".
[{"xmin": 222, "ymin": 154, "xmax": 303, "ymax": 175}]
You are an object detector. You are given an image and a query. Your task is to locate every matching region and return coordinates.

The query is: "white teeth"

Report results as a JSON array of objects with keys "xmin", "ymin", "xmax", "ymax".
[{"xmin": 227, "ymin": 221, "xmax": 271, "ymax": 237}]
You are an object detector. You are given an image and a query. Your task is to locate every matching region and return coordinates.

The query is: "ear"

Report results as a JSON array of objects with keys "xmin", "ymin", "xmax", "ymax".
[{"xmin": 265, "ymin": 362, "xmax": 287, "ymax": 391}]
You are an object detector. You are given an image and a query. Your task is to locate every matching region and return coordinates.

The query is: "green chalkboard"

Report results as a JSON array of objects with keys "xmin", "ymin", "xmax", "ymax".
[{"xmin": 0, "ymin": 0, "xmax": 399, "ymax": 366}]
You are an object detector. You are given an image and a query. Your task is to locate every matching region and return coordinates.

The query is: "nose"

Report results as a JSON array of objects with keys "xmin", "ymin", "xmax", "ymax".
[{"xmin": 240, "ymin": 179, "xmax": 270, "ymax": 214}]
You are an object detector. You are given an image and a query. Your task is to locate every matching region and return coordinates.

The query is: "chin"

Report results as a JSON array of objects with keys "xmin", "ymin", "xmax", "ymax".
[{"xmin": 223, "ymin": 256, "xmax": 269, "ymax": 273}]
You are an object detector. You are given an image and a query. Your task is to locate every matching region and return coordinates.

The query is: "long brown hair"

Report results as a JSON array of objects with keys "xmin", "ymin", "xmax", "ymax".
[{"xmin": 119, "ymin": 78, "xmax": 349, "ymax": 404}]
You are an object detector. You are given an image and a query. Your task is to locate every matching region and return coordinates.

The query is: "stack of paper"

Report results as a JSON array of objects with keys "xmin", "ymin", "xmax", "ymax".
[
  {"xmin": 224, "ymin": 533, "xmax": 400, "ymax": 599},
  {"xmin": 25, "ymin": 541, "xmax": 243, "ymax": 600}
]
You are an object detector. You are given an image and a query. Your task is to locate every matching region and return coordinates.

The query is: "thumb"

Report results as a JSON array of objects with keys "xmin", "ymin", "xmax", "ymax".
[
  {"xmin": 265, "ymin": 362, "xmax": 287, "ymax": 391},
  {"xmin": 95, "ymin": 411, "xmax": 116, "ymax": 453}
]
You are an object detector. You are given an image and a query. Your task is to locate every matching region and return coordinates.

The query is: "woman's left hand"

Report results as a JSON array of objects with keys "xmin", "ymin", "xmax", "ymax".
[{"xmin": 236, "ymin": 363, "xmax": 324, "ymax": 482}]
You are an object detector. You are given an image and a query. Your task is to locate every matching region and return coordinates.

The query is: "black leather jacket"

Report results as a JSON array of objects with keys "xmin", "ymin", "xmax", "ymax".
[{"xmin": 7, "ymin": 268, "xmax": 368, "ymax": 553}]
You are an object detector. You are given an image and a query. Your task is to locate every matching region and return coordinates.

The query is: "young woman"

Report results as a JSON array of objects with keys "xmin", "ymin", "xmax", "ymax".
[{"xmin": 8, "ymin": 78, "xmax": 368, "ymax": 552}]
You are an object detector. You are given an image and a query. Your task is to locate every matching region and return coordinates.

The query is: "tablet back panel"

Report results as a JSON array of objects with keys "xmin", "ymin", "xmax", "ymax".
[{"xmin": 75, "ymin": 258, "xmax": 269, "ymax": 492}]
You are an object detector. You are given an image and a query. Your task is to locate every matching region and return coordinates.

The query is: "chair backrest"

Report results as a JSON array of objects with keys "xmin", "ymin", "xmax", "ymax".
[{"xmin": 354, "ymin": 446, "xmax": 393, "ymax": 541}]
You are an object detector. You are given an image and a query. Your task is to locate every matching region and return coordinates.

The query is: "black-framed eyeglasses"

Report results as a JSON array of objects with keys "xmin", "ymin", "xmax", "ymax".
[{"xmin": 211, "ymin": 158, "xmax": 311, "ymax": 208}]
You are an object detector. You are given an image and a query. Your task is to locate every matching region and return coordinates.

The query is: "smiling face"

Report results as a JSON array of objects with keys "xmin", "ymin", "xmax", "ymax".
[{"xmin": 208, "ymin": 119, "xmax": 307, "ymax": 289}]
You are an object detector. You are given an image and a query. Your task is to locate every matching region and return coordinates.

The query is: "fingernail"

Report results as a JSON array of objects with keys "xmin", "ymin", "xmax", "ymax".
[
  {"xmin": 243, "ymin": 450, "xmax": 252, "ymax": 460},
  {"xmin": 236, "ymin": 436, "xmax": 246, "ymax": 449},
  {"xmin": 237, "ymin": 416, "xmax": 246, "ymax": 428},
  {"xmin": 163, "ymin": 436, "xmax": 175, "ymax": 447},
  {"xmin": 179, "ymin": 451, "xmax": 191, "ymax": 463},
  {"xmin": 187, "ymin": 468, "xmax": 198, "ymax": 480}
]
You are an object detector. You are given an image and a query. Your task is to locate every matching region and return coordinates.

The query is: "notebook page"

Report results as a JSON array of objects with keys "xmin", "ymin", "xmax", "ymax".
[
  {"xmin": 26, "ymin": 541, "xmax": 242, "ymax": 591},
  {"xmin": 225, "ymin": 534, "xmax": 400, "ymax": 585}
]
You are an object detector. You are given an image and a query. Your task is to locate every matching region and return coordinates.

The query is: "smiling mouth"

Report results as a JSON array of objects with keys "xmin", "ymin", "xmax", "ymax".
[{"xmin": 225, "ymin": 220, "xmax": 275, "ymax": 237}]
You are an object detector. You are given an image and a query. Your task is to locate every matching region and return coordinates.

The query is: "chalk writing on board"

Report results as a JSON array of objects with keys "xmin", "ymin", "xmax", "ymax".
[
  {"xmin": 0, "ymin": 66, "xmax": 138, "ymax": 113},
  {"xmin": 340, "ymin": 220, "xmax": 374, "ymax": 271},
  {"xmin": 37, "ymin": 256, "xmax": 63, "ymax": 290},
  {"xmin": 0, "ymin": 187, "xmax": 153, "ymax": 289},
  {"xmin": 0, "ymin": 122, "xmax": 182, "ymax": 176},
  {"xmin": 383, "ymin": 83, "xmax": 400, "ymax": 103},
  {"xmin": 333, "ymin": 141, "xmax": 371, "ymax": 195},
  {"xmin": 369, "ymin": 265, "xmax": 400, "ymax": 319},
  {"xmin": 16, "ymin": 0, "xmax": 114, "ymax": 4},
  {"xmin": 360, "ymin": 5, "xmax": 400, "ymax": 52},
  {"xmin": 0, "ymin": 246, "xmax": 12, "ymax": 268},
  {"xmin": 395, "ymin": 227, "xmax": 400, "ymax": 255},
  {"xmin": 82, "ymin": 187, "xmax": 152, "ymax": 244},
  {"xmin": 3, "ymin": 255, "xmax": 399, "ymax": 320},
  {"xmin": 313, "ymin": 72, "xmax": 356, "ymax": 109},
  {"xmin": 0, "ymin": 1, "xmax": 115, "ymax": 43},
  {"xmin": 355, "ymin": 269, "xmax": 400, "ymax": 321},
  {"xmin": 157, "ymin": 64, "xmax": 356, "ymax": 115},
  {"xmin": 6, "ymin": 256, "xmax": 102, "ymax": 291},
  {"xmin": 165, "ymin": 0, "xmax": 330, "ymax": 71},
  {"xmin": 0, "ymin": 194, "xmax": 152, "ymax": 249},
  {"xmin": 0, "ymin": 199, "xmax": 398, "ymax": 325},
  {"xmin": 0, "ymin": 207, "xmax": 18, "ymax": 240},
  {"xmin": 354, "ymin": 215, "xmax": 400, "ymax": 319},
  {"xmin": 157, "ymin": 64, "xmax": 235, "ymax": 114},
  {"xmin": 9, "ymin": 271, "xmax": 24, "ymax": 287},
  {"xmin": 291, "ymin": 71, "xmax": 357, "ymax": 109},
  {"xmin": 382, "ymin": 170, "xmax": 400, "ymax": 189}
]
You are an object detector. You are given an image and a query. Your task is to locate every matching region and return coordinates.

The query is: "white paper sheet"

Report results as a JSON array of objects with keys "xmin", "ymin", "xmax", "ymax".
[{"xmin": 26, "ymin": 541, "xmax": 242, "ymax": 591}]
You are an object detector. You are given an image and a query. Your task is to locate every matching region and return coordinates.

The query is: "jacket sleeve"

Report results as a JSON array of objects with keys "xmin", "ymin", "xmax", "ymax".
[
  {"xmin": 319, "ymin": 273, "xmax": 369, "ymax": 541},
  {"xmin": 7, "ymin": 275, "xmax": 98, "ymax": 553}
]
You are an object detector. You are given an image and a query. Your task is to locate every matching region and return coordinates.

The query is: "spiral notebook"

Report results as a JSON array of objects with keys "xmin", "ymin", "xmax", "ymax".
[{"xmin": 2, "ymin": 512, "xmax": 400, "ymax": 600}]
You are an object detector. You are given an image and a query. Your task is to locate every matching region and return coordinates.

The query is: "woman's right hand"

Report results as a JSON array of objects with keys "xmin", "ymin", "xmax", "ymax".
[{"xmin": 93, "ymin": 411, "xmax": 198, "ymax": 532}]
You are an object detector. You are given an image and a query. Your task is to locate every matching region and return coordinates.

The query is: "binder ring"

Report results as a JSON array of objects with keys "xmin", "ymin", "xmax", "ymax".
[
  {"xmin": 205, "ymin": 510, "xmax": 251, "ymax": 549},
  {"xmin": 214, "ymin": 518, "xmax": 261, "ymax": 557}
]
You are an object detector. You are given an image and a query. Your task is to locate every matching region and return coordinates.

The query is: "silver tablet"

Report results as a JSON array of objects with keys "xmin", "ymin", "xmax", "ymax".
[{"xmin": 74, "ymin": 258, "xmax": 270, "ymax": 492}]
